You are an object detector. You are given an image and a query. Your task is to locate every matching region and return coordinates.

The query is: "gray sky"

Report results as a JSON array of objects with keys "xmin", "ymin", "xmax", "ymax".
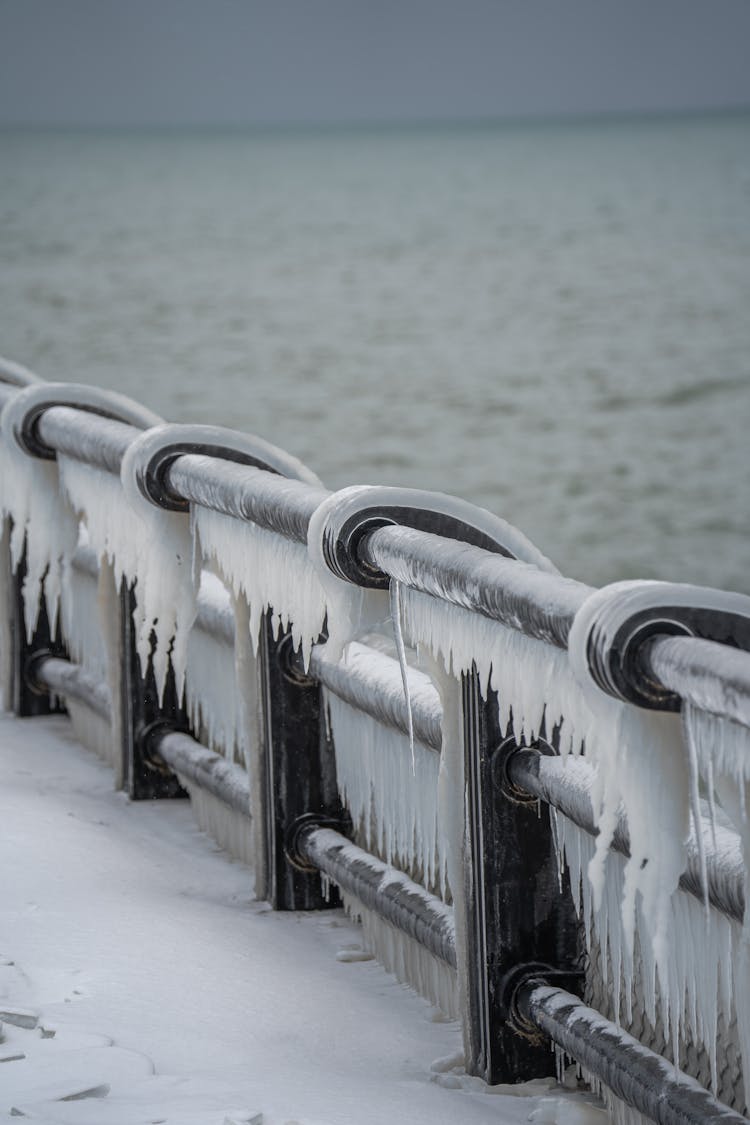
[{"xmin": 1, "ymin": 0, "xmax": 750, "ymax": 127}]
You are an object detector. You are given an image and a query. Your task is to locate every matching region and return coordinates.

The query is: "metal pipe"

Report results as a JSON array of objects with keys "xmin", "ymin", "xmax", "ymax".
[
  {"xmin": 165, "ymin": 454, "xmax": 327, "ymax": 544},
  {"xmin": 30, "ymin": 655, "xmax": 111, "ymax": 720},
  {"xmin": 297, "ymin": 825, "xmax": 457, "ymax": 969},
  {"xmin": 360, "ymin": 524, "xmax": 591, "ymax": 648},
  {"xmin": 310, "ymin": 641, "xmax": 443, "ymax": 752},
  {"xmin": 26, "ymin": 392, "xmax": 750, "ymax": 735},
  {"xmin": 517, "ymin": 983, "xmax": 748, "ymax": 1125},
  {"xmin": 37, "ymin": 406, "xmax": 140, "ymax": 474},
  {"xmin": 508, "ymin": 750, "xmax": 745, "ymax": 924},
  {"xmin": 645, "ymin": 635, "xmax": 750, "ymax": 731},
  {"xmin": 151, "ymin": 728, "xmax": 250, "ymax": 816}
]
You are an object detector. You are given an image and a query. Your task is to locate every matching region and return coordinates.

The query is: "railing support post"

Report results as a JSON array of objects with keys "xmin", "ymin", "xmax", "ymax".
[
  {"xmin": 259, "ymin": 614, "xmax": 342, "ymax": 911},
  {"xmin": 9, "ymin": 537, "xmax": 66, "ymax": 718},
  {"xmin": 119, "ymin": 580, "xmax": 187, "ymax": 801},
  {"xmin": 462, "ymin": 667, "xmax": 581, "ymax": 1084}
]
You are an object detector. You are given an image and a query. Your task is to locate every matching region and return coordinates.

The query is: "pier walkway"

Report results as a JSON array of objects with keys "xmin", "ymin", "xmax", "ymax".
[{"xmin": 0, "ymin": 711, "xmax": 590, "ymax": 1125}]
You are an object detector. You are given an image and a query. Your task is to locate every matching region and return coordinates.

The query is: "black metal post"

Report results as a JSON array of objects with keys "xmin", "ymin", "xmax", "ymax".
[
  {"xmin": 10, "ymin": 539, "xmax": 67, "ymax": 718},
  {"xmin": 119, "ymin": 580, "xmax": 187, "ymax": 801},
  {"xmin": 259, "ymin": 613, "xmax": 343, "ymax": 911},
  {"xmin": 462, "ymin": 667, "xmax": 581, "ymax": 1085}
]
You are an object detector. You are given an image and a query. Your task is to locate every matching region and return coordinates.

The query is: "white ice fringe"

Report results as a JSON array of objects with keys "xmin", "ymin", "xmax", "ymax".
[
  {"xmin": 0, "ymin": 516, "xmax": 13, "ymax": 710},
  {"xmin": 683, "ymin": 701, "xmax": 750, "ymax": 1107},
  {"xmin": 196, "ymin": 505, "xmax": 328, "ymax": 665},
  {"xmin": 399, "ymin": 587, "xmax": 579, "ymax": 746},
  {"xmin": 60, "ymin": 455, "xmax": 197, "ymax": 700},
  {"xmin": 185, "ymin": 574, "xmax": 241, "ymax": 760},
  {"xmin": 557, "ymin": 811, "xmax": 742, "ymax": 1107},
  {"xmin": 325, "ymin": 691, "xmax": 448, "ymax": 896},
  {"xmin": 61, "ymin": 543, "xmax": 108, "ymax": 684},
  {"xmin": 180, "ymin": 779, "xmax": 255, "ymax": 868},
  {"xmin": 0, "ymin": 440, "xmax": 78, "ymax": 641},
  {"xmin": 341, "ymin": 891, "xmax": 459, "ymax": 1019}
]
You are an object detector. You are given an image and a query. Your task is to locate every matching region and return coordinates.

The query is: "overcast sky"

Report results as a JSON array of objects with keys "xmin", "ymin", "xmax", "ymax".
[{"xmin": 1, "ymin": 0, "xmax": 750, "ymax": 128}]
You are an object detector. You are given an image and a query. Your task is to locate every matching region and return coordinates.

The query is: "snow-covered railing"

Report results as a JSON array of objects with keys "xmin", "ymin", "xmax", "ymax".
[{"xmin": 2, "ymin": 359, "xmax": 750, "ymax": 1125}]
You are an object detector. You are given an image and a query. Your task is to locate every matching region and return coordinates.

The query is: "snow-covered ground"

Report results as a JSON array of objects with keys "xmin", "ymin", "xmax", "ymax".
[{"xmin": 0, "ymin": 711, "xmax": 604, "ymax": 1125}]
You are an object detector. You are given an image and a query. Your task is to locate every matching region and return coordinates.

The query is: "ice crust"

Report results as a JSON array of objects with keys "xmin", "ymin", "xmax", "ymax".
[
  {"xmin": 3, "ymin": 398, "xmax": 750, "ymax": 1112},
  {"xmin": 196, "ymin": 504, "xmax": 328, "ymax": 664},
  {"xmin": 325, "ymin": 690, "xmax": 447, "ymax": 896}
]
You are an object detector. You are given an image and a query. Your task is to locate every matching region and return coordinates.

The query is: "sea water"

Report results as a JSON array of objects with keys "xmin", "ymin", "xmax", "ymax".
[{"xmin": 1, "ymin": 113, "xmax": 748, "ymax": 592}]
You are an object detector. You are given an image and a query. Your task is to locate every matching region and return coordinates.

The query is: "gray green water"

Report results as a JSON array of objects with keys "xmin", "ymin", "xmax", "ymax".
[{"xmin": 1, "ymin": 114, "xmax": 749, "ymax": 591}]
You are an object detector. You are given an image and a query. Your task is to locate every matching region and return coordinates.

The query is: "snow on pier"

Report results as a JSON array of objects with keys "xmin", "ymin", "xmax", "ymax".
[{"xmin": 0, "ymin": 710, "xmax": 596, "ymax": 1125}]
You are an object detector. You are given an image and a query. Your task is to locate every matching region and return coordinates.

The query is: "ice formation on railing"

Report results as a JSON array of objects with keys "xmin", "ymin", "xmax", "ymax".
[
  {"xmin": 184, "ymin": 571, "xmax": 240, "ymax": 759},
  {"xmin": 682, "ymin": 701, "xmax": 750, "ymax": 1104},
  {"xmin": 325, "ymin": 689, "xmax": 447, "ymax": 896},
  {"xmin": 195, "ymin": 505, "xmax": 328, "ymax": 663},
  {"xmin": 0, "ymin": 434, "xmax": 78, "ymax": 642},
  {"xmin": 556, "ymin": 811, "xmax": 743, "ymax": 1109},
  {"xmin": 60, "ymin": 455, "xmax": 197, "ymax": 700},
  {"xmin": 400, "ymin": 585, "xmax": 578, "ymax": 746}
]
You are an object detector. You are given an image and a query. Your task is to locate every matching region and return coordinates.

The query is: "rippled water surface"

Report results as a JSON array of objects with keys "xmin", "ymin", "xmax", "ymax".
[{"xmin": 1, "ymin": 116, "xmax": 749, "ymax": 591}]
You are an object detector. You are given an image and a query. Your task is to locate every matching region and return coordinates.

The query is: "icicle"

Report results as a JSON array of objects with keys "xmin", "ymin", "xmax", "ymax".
[
  {"xmin": 390, "ymin": 579, "xmax": 415, "ymax": 774},
  {"xmin": 196, "ymin": 505, "xmax": 328, "ymax": 666},
  {"xmin": 325, "ymin": 690, "xmax": 446, "ymax": 895}
]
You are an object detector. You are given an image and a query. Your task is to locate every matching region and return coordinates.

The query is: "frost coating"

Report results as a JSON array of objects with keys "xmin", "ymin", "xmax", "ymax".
[
  {"xmin": 60, "ymin": 455, "xmax": 196, "ymax": 700},
  {"xmin": 343, "ymin": 892, "xmax": 459, "ymax": 1018},
  {"xmin": 0, "ymin": 437, "xmax": 78, "ymax": 641},
  {"xmin": 325, "ymin": 689, "xmax": 447, "ymax": 896},
  {"xmin": 683, "ymin": 703, "xmax": 750, "ymax": 1105},
  {"xmin": 557, "ymin": 811, "xmax": 742, "ymax": 1107},
  {"xmin": 196, "ymin": 504, "xmax": 327, "ymax": 663},
  {"xmin": 401, "ymin": 586, "xmax": 579, "ymax": 745},
  {"xmin": 185, "ymin": 572, "xmax": 240, "ymax": 759}
]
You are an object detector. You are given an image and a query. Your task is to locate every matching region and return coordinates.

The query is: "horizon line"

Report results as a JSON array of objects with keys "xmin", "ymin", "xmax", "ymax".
[{"xmin": 1, "ymin": 102, "xmax": 749, "ymax": 134}]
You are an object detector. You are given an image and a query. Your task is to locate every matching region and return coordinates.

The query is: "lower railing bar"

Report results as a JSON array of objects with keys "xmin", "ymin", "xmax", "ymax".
[
  {"xmin": 150, "ymin": 728, "xmax": 250, "ymax": 816},
  {"xmin": 30, "ymin": 654, "xmax": 111, "ymax": 720},
  {"xmin": 508, "ymin": 750, "xmax": 745, "ymax": 924},
  {"xmin": 295, "ymin": 824, "xmax": 457, "ymax": 969},
  {"xmin": 515, "ymin": 982, "xmax": 748, "ymax": 1125},
  {"xmin": 645, "ymin": 635, "xmax": 750, "ymax": 731},
  {"xmin": 310, "ymin": 641, "xmax": 443, "ymax": 753}
]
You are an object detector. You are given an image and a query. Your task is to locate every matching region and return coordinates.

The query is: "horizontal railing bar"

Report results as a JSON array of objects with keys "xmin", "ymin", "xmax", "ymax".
[
  {"xmin": 646, "ymin": 635, "xmax": 750, "ymax": 731},
  {"xmin": 152, "ymin": 728, "xmax": 250, "ymax": 816},
  {"xmin": 298, "ymin": 825, "xmax": 457, "ymax": 969},
  {"xmin": 194, "ymin": 584, "xmax": 235, "ymax": 646},
  {"xmin": 518, "ymin": 983, "xmax": 747, "ymax": 1125},
  {"xmin": 17, "ymin": 392, "xmax": 750, "ymax": 734},
  {"xmin": 361, "ymin": 524, "xmax": 591, "ymax": 648},
  {"xmin": 310, "ymin": 641, "xmax": 443, "ymax": 753},
  {"xmin": 165, "ymin": 455, "xmax": 328, "ymax": 544},
  {"xmin": 37, "ymin": 406, "xmax": 140, "ymax": 474},
  {"xmin": 509, "ymin": 750, "xmax": 745, "ymax": 923},
  {"xmin": 32, "ymin": 655, "xmax": 111, "ymax": 720}
]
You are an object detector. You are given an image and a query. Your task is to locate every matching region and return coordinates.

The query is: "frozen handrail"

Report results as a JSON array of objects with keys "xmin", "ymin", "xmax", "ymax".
[
  {"xmin": 293, "ymin": 824, "xmax": 457, "ymax": 969},
  {"xmin": 645, "ymin": 634, "xmax": 750, "ymax": 730},
  {"xmin": 310, "ymin": 641, "xmax": 443, "ymax": 752},
  {"xmin": 513, "ymin": 982, "xmax": 747, "ymax": 1125},
  {"xmin": 28, "ymin": 653, "xmax": 112, "ymax": 720},
  {"xmin": 3, "ymin": 371, "xmax": 749, "ymax": 729}
]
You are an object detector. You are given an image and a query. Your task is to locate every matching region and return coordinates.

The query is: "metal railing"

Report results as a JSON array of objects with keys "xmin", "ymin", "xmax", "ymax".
[{"xmin": 2, "ymin": 358, "xmax": 750, "ymax": 1125}]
